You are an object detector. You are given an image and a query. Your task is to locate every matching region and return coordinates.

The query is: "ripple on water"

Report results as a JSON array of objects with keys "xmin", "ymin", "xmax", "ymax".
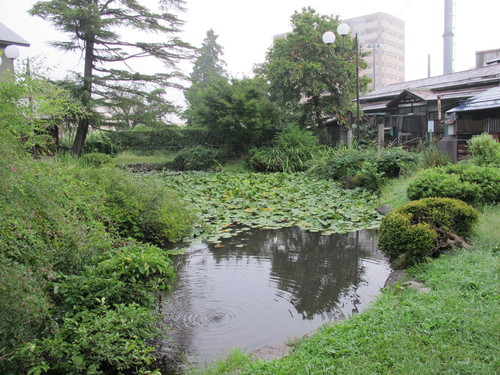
[{"xmin": 161, "ymin": 228, "xmax": 391, "ymax": 368}]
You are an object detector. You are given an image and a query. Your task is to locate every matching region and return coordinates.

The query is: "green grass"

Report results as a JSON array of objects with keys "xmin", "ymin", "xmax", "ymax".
[
  {"xmin": 112, "ymin": 150, "xmax": 179, "ymax": 166},
  {"xmin": 378, "ymin": 173, "xmax": 418, "ymax": 210}
]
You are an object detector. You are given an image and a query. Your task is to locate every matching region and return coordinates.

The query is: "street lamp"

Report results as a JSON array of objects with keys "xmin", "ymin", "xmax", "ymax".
[
  {"xmin": 3, "ymin": 45, "xmax": 20, "ymax": 72},
  {"xmin": 322, "ymin": 23, "xmax": 360, "ymax": 145}
]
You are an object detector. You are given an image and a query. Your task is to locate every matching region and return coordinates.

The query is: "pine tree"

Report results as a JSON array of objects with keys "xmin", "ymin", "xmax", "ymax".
[
  {"xmin": 190, "ymin": 29, "xmax": 227, "ymax": 86},
  {"xmin": 30, "ymin": 0, "xmax": 193, "ymax": 156}
]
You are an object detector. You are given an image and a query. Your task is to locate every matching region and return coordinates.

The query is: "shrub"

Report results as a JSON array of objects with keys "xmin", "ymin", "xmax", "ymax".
[
  {"xmin": 407, "ymin": 164, "xmax": 500, "ymax": 205},
  {"xmin": 0, "ymin": 133, "xmax": 191, "ymax": 373},
  {"xmin": 83, "ymin": 131, "xmax": 122, "ymax": 155},
  {"xmin": 416, "ymin": 146, "xmax": 452, "ymax": 168},
  {"xmin": 249, "ymin": 125, "xmax": 319, "ymax": 172},
  {"xmin": 467, "ymin": 133, "xmax": 500, "ymax": 166},
  {"xmin": 379, "ymin": 197, "xmax": 479, "ymax": 266},
  {"xmin": 15, "ymin": 303, "xmax": 160, "ymax": 375},
  {"xmin": 81, "ymin": 152, "xmax": 114, "ymax": 166},
  {"xmin": 375, "ymin": 147, "xmax": 416, "ymax": 178},
  {"xmin": 169, "ymin": 146, "xmax": 221, "ymax": 171},
  {"xmin": 308, "ymin": 147, "xmax": 415, "ymax": 192},
  {"xmin": 78, "ymin": 166, "xmax": 194, "ymax": 244}
]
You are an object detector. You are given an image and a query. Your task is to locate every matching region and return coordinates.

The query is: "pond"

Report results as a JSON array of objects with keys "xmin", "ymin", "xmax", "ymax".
[{"xmin": 160, "ymin": 227, "xmax": 391, "ymax": 368}]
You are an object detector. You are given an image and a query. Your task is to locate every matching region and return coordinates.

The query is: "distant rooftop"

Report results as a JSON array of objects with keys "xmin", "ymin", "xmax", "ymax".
[
  {"xmin": 0, "ymin": 22, "xmax": 30, "ymax": 47},
  {"xmin": 360, "ymin": 63, "xmax": 500, "ymax": 102},
  {"xmin": 448, "ymin": 86, "xmax": 500, "ymax": 113}
]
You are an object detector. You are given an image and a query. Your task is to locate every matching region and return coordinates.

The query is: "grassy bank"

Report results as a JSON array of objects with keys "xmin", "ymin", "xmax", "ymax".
[{"xmin": 196, "ymin": 208, "xmax": 500, "ymax": 375}]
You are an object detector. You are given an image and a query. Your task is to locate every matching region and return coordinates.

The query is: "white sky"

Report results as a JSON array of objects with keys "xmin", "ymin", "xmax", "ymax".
[{"xmin": 2, "ymin": 0, "xmax": 499, "ymax": 110}]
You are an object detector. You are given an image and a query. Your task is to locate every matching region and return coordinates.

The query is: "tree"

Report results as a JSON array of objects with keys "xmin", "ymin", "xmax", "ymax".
[
  {"xmin": 30, "ymin": 0, "xmax": 193, "ymax": 156},
  {"xmin": 104, "ymin": 86, "xmax": 175, "ymax": 129},
  {"xmin": 189, "ymin": 29, "xmax": 227, "ymax": 86},
  {"xmin": 258, "ymin": 7, "xmax": 369, "ymax": 129},
  {"xmin": 0, "ymin": 61, "xmax": 86, "ymax": 154},
  {"xmin": 184, "ymin": 29, "xmax": 227, "ymax": 125},
  {"xmin": 184, "ymin": 76, "xmax": 283, "ymax": 153}
]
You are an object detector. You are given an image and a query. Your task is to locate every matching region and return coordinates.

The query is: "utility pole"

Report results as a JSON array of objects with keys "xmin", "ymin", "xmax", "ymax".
[{"xmin": 366, "ymin": 43, "xmax": 380, "ymax": 90}]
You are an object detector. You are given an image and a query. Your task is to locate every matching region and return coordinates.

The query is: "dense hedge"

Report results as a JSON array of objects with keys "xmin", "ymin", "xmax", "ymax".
[
  {"xmin": 407, "ymin": 163, "xmax": 500, "ymax": 205},
  {"xmin": 379, "ymin": 198, "xmax": 479, "ymax": 266},
  {"xmin": 108, "ymin": 127, "xmax": 224, "ymax": 151}
]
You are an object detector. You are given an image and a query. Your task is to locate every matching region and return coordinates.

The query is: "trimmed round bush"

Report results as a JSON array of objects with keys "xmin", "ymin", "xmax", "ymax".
[{"xmin": 379, "ymin": 197, "xmax": 479, "ymax": 266}]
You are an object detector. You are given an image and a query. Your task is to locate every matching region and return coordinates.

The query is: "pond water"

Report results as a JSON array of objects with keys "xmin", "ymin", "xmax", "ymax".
[{"xmin": 160, "ymin": 227, "xmax": 391, "ymax": 368}]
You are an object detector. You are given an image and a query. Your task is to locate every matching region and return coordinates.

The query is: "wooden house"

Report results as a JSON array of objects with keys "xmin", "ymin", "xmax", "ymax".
[{"xmin": 359, "ymin": 63, "xmax": 500, "ymax": 155}]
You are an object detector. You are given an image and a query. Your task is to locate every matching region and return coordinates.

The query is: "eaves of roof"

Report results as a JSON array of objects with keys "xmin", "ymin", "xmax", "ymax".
[{"xmin": 0, "ymin": 23, "xmax": 30, "ymax": 47}]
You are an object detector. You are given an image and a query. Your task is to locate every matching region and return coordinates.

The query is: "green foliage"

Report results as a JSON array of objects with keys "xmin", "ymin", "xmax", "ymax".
[
  {"xmin": 416, "ymin": 146, "xmax": 452, "ymax": 168},
  {"xmin": 249, "ymin": 125, "xmax": 319, "ymax": 172},
  {"xmin": 160, "ymin": 171, "xmax": 382, "ymax": 242},
  {"xmin": 259, "ymin": 7, "xmax": 369, "ymax": 128},
  {"xmin": 183, "ymin": 76, "xmax": 283, "ymax": 153},
  {"xmin": 15, "ymin": 303, "xmax": 159, "ymax": 375},
  {"xmin": 0, "ymin": 65, "xmax": 86, "ymax": 152},
  {"xmin": 83, "ymin": 131, "xmax": 122, "ymax": 155},
  {"xmin": 169, "ymin": 146, "xmax": 221, "ymax": 171},
  {"xmin": 467, "ymin": 133, "xmax": 500, "ymax": 166},
  {"xmin": 407, "ymin": 163, "xmax": 500, "ymax": 205},
  {"xmin": 81, "ymin": 152, "xmax": 114, "ymax": 166},
  {"xmin": 30, "ymin": 0, "xmax": 193, "ymax": 155},
  {"xmin": 375, "ymin": 147, "xmax": 417, "ymax": 178},
  {"xmin": 187, "ymin": 29, "xmax": 227, "ymax": 89},
  {"xmin": 109, "ymin": 127, "xmax": 224, "ymax": 151},
  {"xmin": 379, "ymin": 198, "xmax": 479, "ymax": 266},
  {"xmin": 77, "ymin": 166, "xmax": 193, "ymax": 245},
  {"xmin": 309, "ymin": 147, "xmax": 416, "ymax": 191},
  {"xmin": 0, "ymin": 132, "xmax": 189, "ymax": 373}
]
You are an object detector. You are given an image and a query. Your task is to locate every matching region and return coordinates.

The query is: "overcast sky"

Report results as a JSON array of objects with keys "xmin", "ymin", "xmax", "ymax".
[{"xmin": 2, "ymin": 0, "xmax": 499, "ymax": 110}]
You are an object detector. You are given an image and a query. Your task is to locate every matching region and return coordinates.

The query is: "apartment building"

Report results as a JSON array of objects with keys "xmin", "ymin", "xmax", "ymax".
[{"xmin": 343, "ymin": 13, "xmax": 405, "ymax": 90}]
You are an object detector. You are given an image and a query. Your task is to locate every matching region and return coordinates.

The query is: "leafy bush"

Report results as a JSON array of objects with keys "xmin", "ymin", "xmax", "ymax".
[
  {"xmin": 379, "ymin": 197, "xmax": 479, "ymax": 266},
  {"xmin": 467, "ymin": 133, "xmax": 500, "ymax": 166},
  {"xmin": 416, "ymin": 146, "xmax": 452, "ymax": 168},
  {"xmin": 249, "ymin": 125, "xmax": 319, "ymax": 172},
  {"xmin": 308, "ymin": 146, "xmax": 415, "ymax": 191},
  {"xmin": 169, "ymin": 146, "xmax": 221, "ymax": 171},
  {"xmin": 407, "ymin": 163, "xmax": 500, "ymax": 205},
  {"xmin": 375, "ymin": 147, "xmax": 416, "ymax": 178},
  {"xmin": 15, "ymin": 303, "xmax": 160, "ymax": 375},
  {"xmin": 81, "ymin": 152, "xmax": 114, "ymax": 166},
  {"xmin": 0, "ymin": 131, "xmax": 191, "ymax": 373},
  {"xmin": 83, "ymin": 131, "xmax": 122, "ymax": 155}
]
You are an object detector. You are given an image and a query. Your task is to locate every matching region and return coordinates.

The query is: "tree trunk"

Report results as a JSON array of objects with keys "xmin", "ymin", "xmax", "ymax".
[{"xmin": 71, "ymin": 37, "xmax": 95, "ymax": 156}]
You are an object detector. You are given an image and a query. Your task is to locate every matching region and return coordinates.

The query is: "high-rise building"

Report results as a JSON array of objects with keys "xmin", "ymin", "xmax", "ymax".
[{"xmin": 342, "ymin": 12, "xmax": 405, "ymax": 90}]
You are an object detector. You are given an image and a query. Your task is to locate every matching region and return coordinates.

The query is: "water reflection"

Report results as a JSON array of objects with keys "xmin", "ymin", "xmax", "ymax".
[{"xmin": 161, "ymin": 228, "xmax": 390, "ymax": 368}]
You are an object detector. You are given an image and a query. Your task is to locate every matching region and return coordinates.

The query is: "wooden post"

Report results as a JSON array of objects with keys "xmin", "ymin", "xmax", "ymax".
[{"xmin": 378, "ymin": 123, "xmax": 385, "ymax": 151}]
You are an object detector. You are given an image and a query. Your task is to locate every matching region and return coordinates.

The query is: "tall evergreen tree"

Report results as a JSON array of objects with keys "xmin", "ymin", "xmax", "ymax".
[
  {"xmin": 184, "ymin": 29, "xmax": 227, "ymax": 126},
  {"xmin": 190, "ymin": 29, "xmax": 227, "ymax": 86},
  {"xmin": 30, "ymin": 0, "xmax": 193, "ymax": 156}
]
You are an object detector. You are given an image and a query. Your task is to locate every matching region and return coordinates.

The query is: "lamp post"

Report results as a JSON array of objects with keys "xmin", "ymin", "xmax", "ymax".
[{"xmin": 322, "ymin": 23, "xmax": 360, "ymax": 145}]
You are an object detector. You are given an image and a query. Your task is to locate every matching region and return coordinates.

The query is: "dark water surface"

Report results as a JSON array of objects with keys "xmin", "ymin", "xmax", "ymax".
[{"xmin": 160, "ymin": 227, "xmax": 391, "ymax": 368}]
